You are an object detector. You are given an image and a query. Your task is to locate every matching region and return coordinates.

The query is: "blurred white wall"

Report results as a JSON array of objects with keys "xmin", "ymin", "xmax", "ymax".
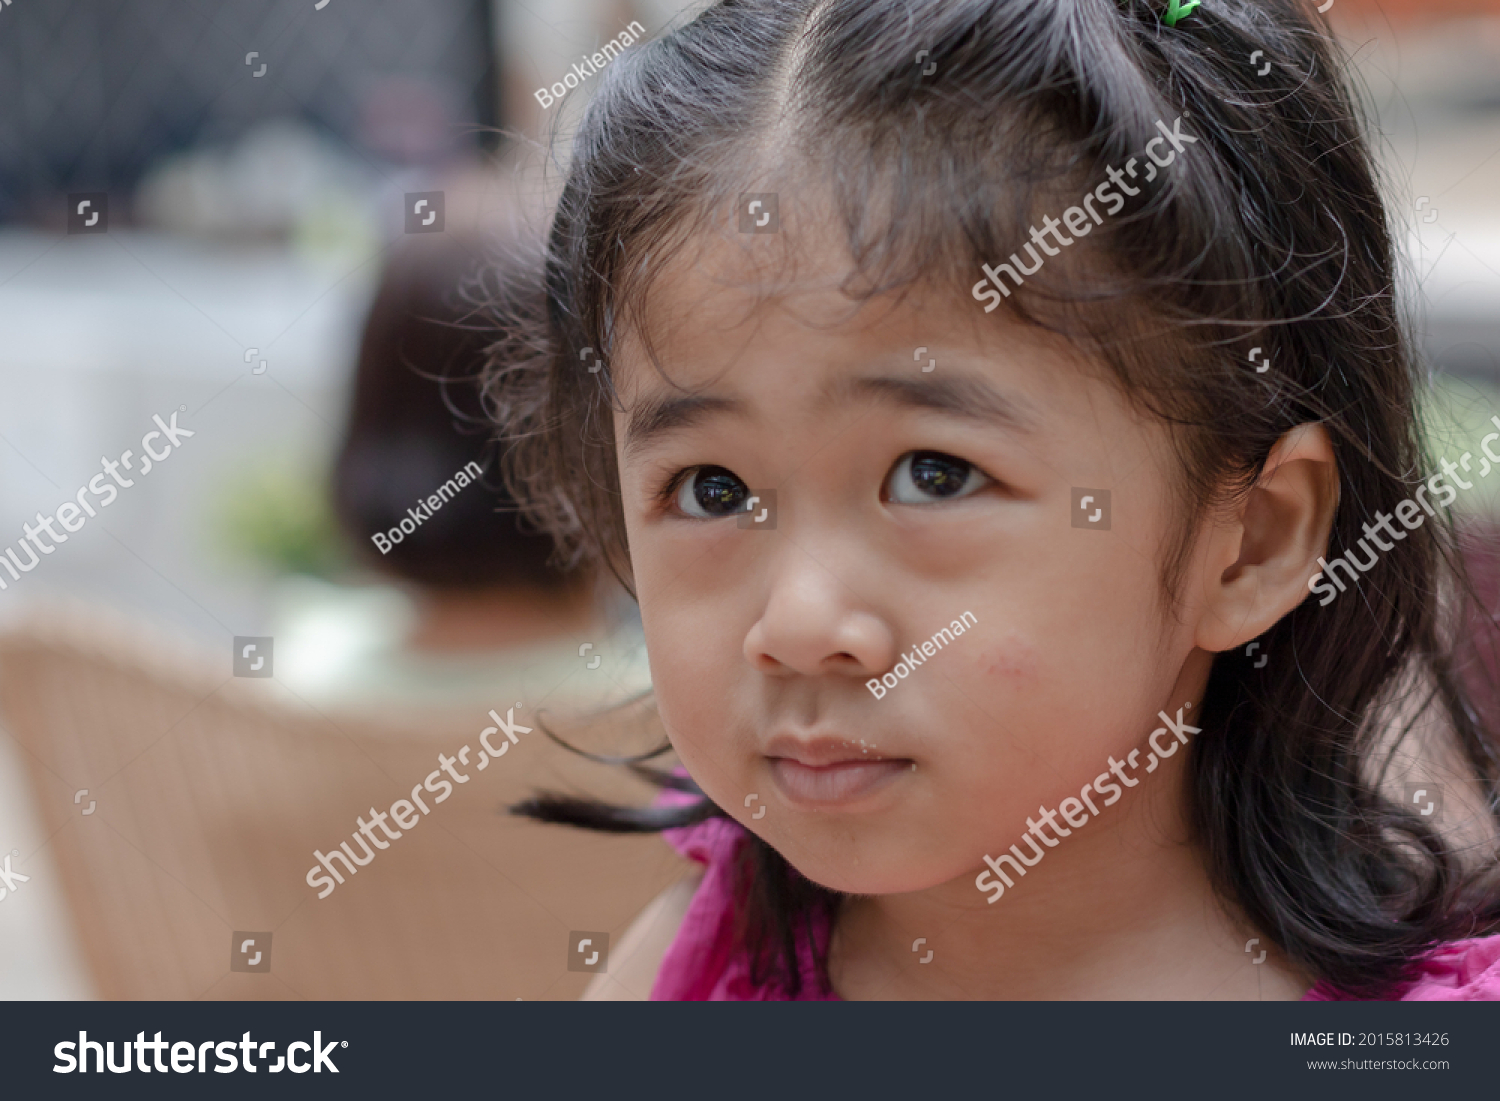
[{"xmin": 0, "ymin": 229, "xmax": 376, "ymax": 641}]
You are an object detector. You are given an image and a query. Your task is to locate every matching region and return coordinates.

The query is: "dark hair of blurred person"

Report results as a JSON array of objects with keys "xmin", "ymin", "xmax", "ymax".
[{"xmin": 333, "ymin": 233, "xmax": 596, "ymax": 652}]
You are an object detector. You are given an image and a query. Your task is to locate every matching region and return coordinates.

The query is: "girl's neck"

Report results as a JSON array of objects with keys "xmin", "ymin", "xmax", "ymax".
[{"xmin": 831, "ymin": 790, "xmax": 1308, "ymax": 999}]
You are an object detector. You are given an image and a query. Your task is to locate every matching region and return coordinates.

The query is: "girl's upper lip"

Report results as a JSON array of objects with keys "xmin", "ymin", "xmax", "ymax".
[{"xmin": 763, "ymin": 733, "xmax": 907, "ymax": 768}]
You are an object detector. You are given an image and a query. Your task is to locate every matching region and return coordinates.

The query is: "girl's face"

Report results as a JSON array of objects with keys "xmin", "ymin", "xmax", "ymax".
[{"xmin": 611, "ymin": 231, "xmax": 1216, "ymax": 896}]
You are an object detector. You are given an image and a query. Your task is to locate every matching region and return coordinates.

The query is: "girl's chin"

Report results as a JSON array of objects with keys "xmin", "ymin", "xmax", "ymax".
[
  {"xmin": 775, "ymin": 860, "xmax": 942, "ymax": 897},
  {"xmin": 750, "ymin": 828, "xmax": 956, "ymax": 897}
]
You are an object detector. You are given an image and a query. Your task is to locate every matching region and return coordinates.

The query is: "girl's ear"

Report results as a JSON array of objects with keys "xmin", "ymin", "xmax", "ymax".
[{"xmin": 1193, "ymin": 423, "xmax": 1339, "ymax": 654}]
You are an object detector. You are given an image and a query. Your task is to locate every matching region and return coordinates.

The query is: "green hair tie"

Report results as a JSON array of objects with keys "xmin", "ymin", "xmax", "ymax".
[{"xmin": 1162, "ymin": 0, "xmax": 1201, "ymax": 26}]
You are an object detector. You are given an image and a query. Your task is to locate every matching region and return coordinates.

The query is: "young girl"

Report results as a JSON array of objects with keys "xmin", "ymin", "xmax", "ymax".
[{"xmin": 485, "ymin": 0, "xmax": 1500, "ymax": 999}]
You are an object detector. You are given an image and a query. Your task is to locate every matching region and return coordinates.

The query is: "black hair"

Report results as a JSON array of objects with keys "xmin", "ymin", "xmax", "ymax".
[{"xmin": 486, "ymin": 0, "xmax": 1500, "ymax": 998}]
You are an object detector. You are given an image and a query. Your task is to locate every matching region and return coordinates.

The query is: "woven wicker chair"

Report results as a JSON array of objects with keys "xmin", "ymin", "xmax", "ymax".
[{"xmin": 0, "ymin": 600, "xmax": 684, "ymax": 1000}]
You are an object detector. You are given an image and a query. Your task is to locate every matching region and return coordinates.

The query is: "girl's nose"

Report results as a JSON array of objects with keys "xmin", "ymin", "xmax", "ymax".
[{"xmin": 742, "ymin": 551, "xmax": 896, "ymax": 679}]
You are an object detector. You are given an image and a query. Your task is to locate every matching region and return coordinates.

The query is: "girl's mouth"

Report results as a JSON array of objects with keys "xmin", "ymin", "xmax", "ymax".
[{"xmin": 766, "ymin": 754, "xmax": 914, "ymax": 807}]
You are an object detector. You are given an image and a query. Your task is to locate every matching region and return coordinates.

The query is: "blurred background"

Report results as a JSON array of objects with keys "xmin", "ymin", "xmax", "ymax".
[{"xmin": 0, "ymin": 0, "xmax": 1497, "ymax": 1000}]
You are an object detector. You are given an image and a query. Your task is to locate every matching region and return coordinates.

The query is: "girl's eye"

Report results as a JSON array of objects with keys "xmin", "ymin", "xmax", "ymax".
[
  {"xmin": 674, "ymin": 465, "xmax": 751, "ymax": 519},
  {"xmin": 884, "ymin": 450, "xmax": 991, "ymax": 505}
]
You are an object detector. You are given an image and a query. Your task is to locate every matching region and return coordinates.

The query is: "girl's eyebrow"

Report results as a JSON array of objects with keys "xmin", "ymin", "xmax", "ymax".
[
  {"xmin": 622, "ymin": 394, "xmax": 744, "ymax": 460},
  {"xmin": 621, "ymin": 374, "xmax": 1038, "ymax": 461},
  {"xmin": 827, "ymin": 375, "xmax": 1039, "ymax": 435}
]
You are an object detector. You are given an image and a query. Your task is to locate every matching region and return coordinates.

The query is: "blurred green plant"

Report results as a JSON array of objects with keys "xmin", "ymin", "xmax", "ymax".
[
  {"xmin": 213, "ymin": 458, "xmax": 351, "ymax": 578},
  {"xmin": 1418, "ymin": 373, "xmax": 1500, "ymax": 520}
]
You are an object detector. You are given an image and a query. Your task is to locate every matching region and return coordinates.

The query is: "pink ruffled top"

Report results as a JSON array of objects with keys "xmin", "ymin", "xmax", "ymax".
[
  {"xmin": 650, "ymin": 813, "xmax": 838, "ymax": 1000},
  {"xmin": 1304, "ymin": 936, "xmax": 1500, "ymax": 1001},
  {"xmin": 649, "ymin": 809, "xmax": 1500, "ymax": 1002}
]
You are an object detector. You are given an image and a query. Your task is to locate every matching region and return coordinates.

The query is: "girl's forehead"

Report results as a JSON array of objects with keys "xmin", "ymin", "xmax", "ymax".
[
  {"xmin": 616, "ymin": 234, "xmax": 1086, "ymax": 399},
  {"xmin": 624, "ymin": 230, "xmax": 982, "ymax": 362}
]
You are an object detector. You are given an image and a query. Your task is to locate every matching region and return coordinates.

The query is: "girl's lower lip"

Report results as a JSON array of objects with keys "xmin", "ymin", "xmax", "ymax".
[{"xmin": 767, "ymin": 757, "xmax": 911, "ymax": 807}]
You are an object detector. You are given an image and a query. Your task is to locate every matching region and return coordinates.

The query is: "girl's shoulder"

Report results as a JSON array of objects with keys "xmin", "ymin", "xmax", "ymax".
[
  {"xmin": 649, "ymin": 793, "xmax": 838, "ymax": 1001},
  {"xmin": 1304, "ymin": 935, "xmax": 1500, "ymax": 1001},
  {"xmin": 580, "ymin": 866, "xmax": 702, "ymax": 1000}
]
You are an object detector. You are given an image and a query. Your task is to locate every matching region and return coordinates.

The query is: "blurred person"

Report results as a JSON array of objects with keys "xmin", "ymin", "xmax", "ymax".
[{"xmin": 274, "ymin": 229, "xmax": 647, "ymax": 712}]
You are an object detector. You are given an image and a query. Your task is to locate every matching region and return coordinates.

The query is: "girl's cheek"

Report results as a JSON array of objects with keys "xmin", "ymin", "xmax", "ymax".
[
  {"xmin": 975, "ymin": 630, "xmax": 1040, "ymax": 685},
  {"xmin": 649, "ymin": 642, "xmax": 729, "ymax": 746}
]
